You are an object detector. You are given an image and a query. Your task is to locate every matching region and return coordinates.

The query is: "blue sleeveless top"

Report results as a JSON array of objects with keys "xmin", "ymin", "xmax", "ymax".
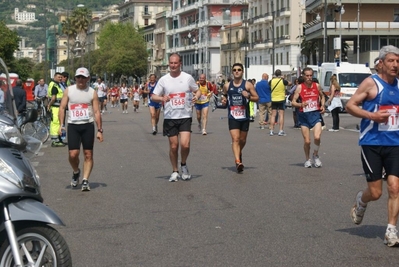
[
  {"xmin": 227, "ymin": 80, "xmax": 249, "ymax": 121},
  {"xmin": 359, "ymin": 75, "xmax": 399, "ymax": 146}
]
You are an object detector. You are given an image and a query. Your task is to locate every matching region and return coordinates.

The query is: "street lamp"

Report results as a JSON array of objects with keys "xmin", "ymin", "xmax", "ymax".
[
  {"xmin": 339, "ymin": 5, "xmax": 345, "ymax": 64},
  {"xmin": 225, "ymin": 9, "xmax": 232, "ymax": 79}
]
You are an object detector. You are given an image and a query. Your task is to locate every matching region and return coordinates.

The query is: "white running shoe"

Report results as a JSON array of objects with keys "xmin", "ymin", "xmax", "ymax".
[
  {"xmin": 384, "ymin": 228, "xmax": 399, "ymax": 247},
  {"xmin": 278, "ymin": 130, "xmax": 286, "ymax": 136},
  {"xmin": 304, "ymin": 159, "xmax": 312, "ymax": 168},
  {"xmin": 181, "ymin": 165, "xmax": 191, "ymax": 180},
  {"xmin": 169, "ymin": 172, "xmax": 180, "ymax": 182},
  {"xmin": 313, "ymin": 155, "xmax": 322, "ymax": 168},
  {"xmin": 350, "ymin": 191, "xmax": 367, "ymax": 225},
  {"xmin": 269, "ymin": 131, "xmax": 274, "ymax": 136}
]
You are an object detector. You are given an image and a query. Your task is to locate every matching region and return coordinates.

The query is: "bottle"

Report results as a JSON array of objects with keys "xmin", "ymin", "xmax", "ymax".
[{"xmin": 61, "ymin": 128, "xmax": 66, "ymax": 142}]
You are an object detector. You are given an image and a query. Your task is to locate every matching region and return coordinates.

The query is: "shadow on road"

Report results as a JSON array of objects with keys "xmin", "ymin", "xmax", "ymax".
[{"xmin": 336, "ymin": 225, "xmax": 385, "ymax": 240}]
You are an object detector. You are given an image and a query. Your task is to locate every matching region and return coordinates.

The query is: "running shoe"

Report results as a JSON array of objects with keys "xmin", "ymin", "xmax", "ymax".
[
  {"xmin": 152, "ymin": 126, "xmax": 157, "ymax": 135},
  {"xmin": 313, "ymin": 155, "xmax": 322, "ymax": 168},
  {"xmin": 260, "ymin": 125, "xmax": 265, "ymax": 130},
  {"xmin": 169, "ymin": 172, "xmax": 180, "ymax": 182},
  {"xmin": 304, "ymin": 159, "xmax": 312, "ymax": 168},
  {"xmin": 269, "ymin": 131, "xmax": 274, "ymax": 136},
  {"xmin": 384, "ymin": 228, "xmax": 399, "ymax": 247},
  {"xmin": 81, "ymin": 179, "xmax": 90, "ymax": 191},
  {"xmin": 278, "ymin": 130, "xmax": 286, "ymax": 136},
  {"xmin": 202, "ymin": 129, "xmax": 207, "ymax": 135},
  {"xmin": 181, "ymin": 165, "xmax": 191, "ymax": 180},
  {"xmin": 350, "ymin": 191, "xmax": 367, "ymax": 225},
  {"xmin": 236, "ymin": 162, "xmax": 244, "ymax": 173},
  {"xmin": 51, "ymin": 141, "xmax": 66, "ymax": 147},
  {"xmin": 71, "ymin": 169, "xmax": 80, "ymax": 188}
]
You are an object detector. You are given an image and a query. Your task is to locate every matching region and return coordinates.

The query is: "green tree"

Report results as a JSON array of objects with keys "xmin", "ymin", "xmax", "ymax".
[
  {"xmin": 9, "ymin": 58, "xmax": 35, "ymax": 81},
  {"xmin": 94, "ymin": 22, "xmax": 147, "ymax": 80},
  {"xmin": 0, "ymin": 20, "xmax": 20, "ymax": 66},
  {"xmin": 301, "ymin": 37, "xmax": 318, "ymax": 65},
  {"xmin": 70, "ymin": 7, "xmax": 92, "ymax": 64}
]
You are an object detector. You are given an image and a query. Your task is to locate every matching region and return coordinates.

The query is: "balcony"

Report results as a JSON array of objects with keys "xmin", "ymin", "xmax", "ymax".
[
  {"xmin": 304, "ymin": 20, "xmax": 399, "ymax": 37},
  {"xmin": 251, "ymin": 12, "xmax": 272, "ymax": 24},
  {"xmin": 276, "ymin": 7, "xmax": 290, "ymax": 17},
  {"xmin": 253, "ymin": 39, "xmax": 272, "ymax": 49},
  {"xmin": 172, "ymin": 2, "xmax": 199, "ymax": 16},
  {"xmin": 278, "ymin": 35, "xmax": 291, "ymax": 44},
  {"xmin": 142, "ymin": 12, "xmax": 152, "ymax": 19},
  {"xmin": 221, "ymin": 43, "xmax": 241, "ymax": 51}
]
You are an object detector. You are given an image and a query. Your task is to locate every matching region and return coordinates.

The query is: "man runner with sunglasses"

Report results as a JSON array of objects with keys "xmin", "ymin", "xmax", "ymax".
[{"xmin": 221, "ymin": 63, "xmax": 259, "ymax": 173}]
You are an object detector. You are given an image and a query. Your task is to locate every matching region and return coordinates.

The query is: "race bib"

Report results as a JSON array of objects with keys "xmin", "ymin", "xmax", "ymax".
[
  {"xmin": 230, "ymin": 105, "xmax": 246, "ymax": 119},
  {"xmin": 199, "ymin": 94, "xmax": 208, "ymax": 101},
  {"xmin": 378, "ymin": 105, "xmax": 399, "ymax": 131},
  {"xmin": 70, "ymin": 103, "xmax": 89, "ymax": 122},
  {"xmin": 303, "ymin": 100, "xmax": 318, "ymax": 113},
  {"xmin": 170, "ymin": 93, "xmax": 186, "ymax": 109}
]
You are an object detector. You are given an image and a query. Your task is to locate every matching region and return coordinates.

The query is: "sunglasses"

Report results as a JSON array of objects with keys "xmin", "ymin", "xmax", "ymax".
[
  {"xmin": 75, "ymin": 75, "xmax": 87, "ymax": 79},
  {"xmin": 232, "ymin": 68, "xmax": 242, "ymax": 72}
]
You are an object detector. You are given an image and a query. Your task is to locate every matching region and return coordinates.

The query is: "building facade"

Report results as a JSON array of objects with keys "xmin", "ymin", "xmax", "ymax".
[
  {"xmin": 14, "ymin": 8, "xmax": 36, "ymax": 23},
  {"xmin": 166, "ymin": 0, "xmax": 247, "ymax": 81},
  {"xmin": 305, "ymin": 0, "xmax": 399, "ymax": 67}
]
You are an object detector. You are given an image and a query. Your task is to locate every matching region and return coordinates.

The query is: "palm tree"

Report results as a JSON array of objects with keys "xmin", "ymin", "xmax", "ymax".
[
  {"xmin": 301, "ymin": 37, "xmax": 318, "ymax": 65},
  {"xmin": 61, "ymin": 17, "xmax": 75, "ymax": 71},
  {"xmin": 70, "ymin": 7, "xmax": 92, "ymax": 65}
]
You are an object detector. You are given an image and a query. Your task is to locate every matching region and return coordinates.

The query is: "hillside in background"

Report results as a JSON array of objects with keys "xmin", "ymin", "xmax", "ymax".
[{"xmin": 0, "ymin": 0, "xmax": 122, "ymax": 48}]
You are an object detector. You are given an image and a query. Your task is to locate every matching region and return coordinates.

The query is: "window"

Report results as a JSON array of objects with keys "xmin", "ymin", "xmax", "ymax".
[
  {"xmin": 286, "ymin": 52, "xmax": 289, "ymax": 65},
  {"xmin": 394, "ymin": 8, "xmax": 399, "ymax": 22},
  {"xmin": 144, "ymin": 19, "xmax": 149, "ymax": 26},
  {"xmin": 144, "ymin": 5, "xmax": 149, "ymax": 15}
]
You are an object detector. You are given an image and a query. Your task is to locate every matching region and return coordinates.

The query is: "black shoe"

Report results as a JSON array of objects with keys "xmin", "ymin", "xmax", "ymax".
[
  {"xmin": 71, "ymin": 169, "xmax": 80, "ymax": 188},
  {"xmin": 236, "ymin": 162, "xmax": 244, "ymax": 173}
]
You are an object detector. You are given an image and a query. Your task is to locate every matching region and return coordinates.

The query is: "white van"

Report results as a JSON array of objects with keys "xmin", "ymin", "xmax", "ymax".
[{"xmin": 318, "ymin": 62, "xmax": 371, "ymax": 108}]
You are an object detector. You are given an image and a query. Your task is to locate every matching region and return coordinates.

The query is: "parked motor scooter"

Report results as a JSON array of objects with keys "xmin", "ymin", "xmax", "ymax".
[{"xmin": 0, "ymin": 58, "xmax": 71, "ymax": 266}]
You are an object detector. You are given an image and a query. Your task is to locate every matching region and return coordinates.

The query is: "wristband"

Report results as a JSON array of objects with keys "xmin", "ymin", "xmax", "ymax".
[{"xmin": 98, "ymin": 129, "xmax": 103, "ymax": 133}]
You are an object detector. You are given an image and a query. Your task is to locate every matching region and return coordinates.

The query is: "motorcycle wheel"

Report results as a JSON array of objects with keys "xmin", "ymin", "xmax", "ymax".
[{"xmin": 0, "ymin": 222, "xmax": 71, "ymax": 267}]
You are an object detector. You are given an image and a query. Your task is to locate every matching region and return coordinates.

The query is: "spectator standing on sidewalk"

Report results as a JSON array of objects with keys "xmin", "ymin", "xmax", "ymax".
[
  {"xmin": 255, "ymin": 73, "xmax": 271, "ymax": 129},
  {"xmin": 269, "ymin": 69, "xmax": 292, "ymax": 136}
]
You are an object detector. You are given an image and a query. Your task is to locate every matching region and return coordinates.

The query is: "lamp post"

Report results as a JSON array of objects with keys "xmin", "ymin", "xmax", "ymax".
[
  {"xmin": 356, "ymin": 0, "xmax": 360, "ymax": 64},
  {"xmin": 323, "ymin": 0, "xmax": 328, "ymax": 63},
  {"xmin": 339, "ymin": 5, "xmax": 345, "ymax": 64},
  {"xmin": 271, "ymin": 0, "xmax": 275, "ymax": 74},
  {"xmin": 225, "ymin": 9, "xmax": 232, "ymax": 79}
]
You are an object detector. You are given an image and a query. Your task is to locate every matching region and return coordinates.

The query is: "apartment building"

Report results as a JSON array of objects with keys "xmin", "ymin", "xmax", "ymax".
[
  {"xmin": 152, "ymin": 11, "xmax": 169, "ymax": 77},
  {"xmin": 165, "ymin": 0, "xmax": 247, "ymax": 81},
  {"xmin": 118, "ymin": 0, "xmax": 171, "ymax": 26},
  {"xmin": 305, "ymin": 0, "xmax": 399, "ymax": 66},
  {"xmin": 14, "ymin": 8, "xmax": 36, "ymax": 23},
  {"xmin": 246, "ymin": 0, "xmax": 304, "ymax": 76}
]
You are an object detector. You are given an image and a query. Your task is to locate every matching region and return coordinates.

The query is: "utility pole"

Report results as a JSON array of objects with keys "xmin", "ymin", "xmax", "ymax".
[{"xmin": 272, "ymin": 0, "xmax": 275, "ymax": 74}]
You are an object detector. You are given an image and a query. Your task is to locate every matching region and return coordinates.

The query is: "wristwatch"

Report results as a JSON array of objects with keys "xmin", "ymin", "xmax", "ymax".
[{"xmin": 98, "ymin": 128, "xmax": 103, "ymax": 133}]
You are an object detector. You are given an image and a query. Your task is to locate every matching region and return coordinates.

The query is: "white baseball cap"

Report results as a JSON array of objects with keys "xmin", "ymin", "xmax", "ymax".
[{"xmin": 75, "ymin": 67, "xmax": 90, "ymax": 77}]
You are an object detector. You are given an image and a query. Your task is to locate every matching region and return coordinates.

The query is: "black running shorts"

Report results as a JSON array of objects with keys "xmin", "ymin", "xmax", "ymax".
[
  {"xmin": 361, "ymin": 145, "xmax": 399, "ymax": 182},
  {"xmin": 67, "ymin": 123, "xmax": 95, "ymax": 150},
  {"xmin": 163, "ymin": 118, "xmax": 192, "ymax": 137}
]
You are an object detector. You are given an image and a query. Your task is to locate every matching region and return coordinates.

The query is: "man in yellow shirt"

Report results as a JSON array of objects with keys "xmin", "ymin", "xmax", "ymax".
[
  {"xmin": 269, "ymin": 69, "xmax": 292, "ymax": 136},
  {"xmin": 195, "ymin": 74, "xmax": 213, "ymax": 135}
]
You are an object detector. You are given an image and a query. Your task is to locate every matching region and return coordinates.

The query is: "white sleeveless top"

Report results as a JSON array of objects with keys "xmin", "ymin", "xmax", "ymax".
[{"xmin": 67, "ymin": 85, "xmax": 95, "ymax": 124}]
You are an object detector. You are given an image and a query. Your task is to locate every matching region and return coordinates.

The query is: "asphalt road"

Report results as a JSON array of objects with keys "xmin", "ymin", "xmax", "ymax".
[{"xmin": 32, "ymin": 105, "xmax": 396, "ymax": 267}]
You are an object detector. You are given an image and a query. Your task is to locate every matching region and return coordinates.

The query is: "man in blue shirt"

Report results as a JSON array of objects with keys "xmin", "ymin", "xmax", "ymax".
[{"xmin": 255, "ymin": 73, "xmax": 271, "ymax": 129}]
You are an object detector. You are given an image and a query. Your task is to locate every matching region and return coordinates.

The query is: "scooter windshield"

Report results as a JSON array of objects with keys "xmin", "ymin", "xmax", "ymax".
[{"xmin": 0, "ymin": 58, "xmax": 17, "ymax": 123}]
